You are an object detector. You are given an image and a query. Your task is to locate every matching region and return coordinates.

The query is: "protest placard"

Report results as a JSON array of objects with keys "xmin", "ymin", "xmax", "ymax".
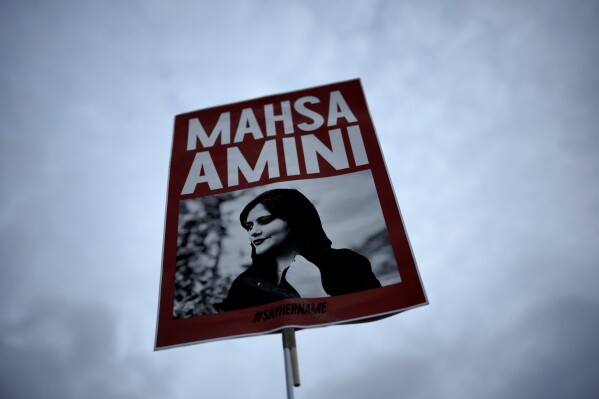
[{"xmin": 155, "ymin": 79, "xmax": 427, "ymax": 349}]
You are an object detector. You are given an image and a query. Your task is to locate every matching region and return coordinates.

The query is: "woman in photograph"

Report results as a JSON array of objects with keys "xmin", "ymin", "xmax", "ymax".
[{"xmin": 220, "ymin": 188, "xmax": 381, "ymax": 311}]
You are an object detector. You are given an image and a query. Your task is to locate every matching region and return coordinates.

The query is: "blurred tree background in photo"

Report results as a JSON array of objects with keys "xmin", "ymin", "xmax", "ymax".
[{"xmin": 174, "ymin": 193, "xmax": 241, "ymax": 318}]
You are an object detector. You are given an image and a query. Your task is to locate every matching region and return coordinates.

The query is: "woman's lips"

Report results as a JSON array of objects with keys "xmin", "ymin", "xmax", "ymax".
[{"xmin": 253, "ymin": 238, "xmax": 266, "ymax": 245}]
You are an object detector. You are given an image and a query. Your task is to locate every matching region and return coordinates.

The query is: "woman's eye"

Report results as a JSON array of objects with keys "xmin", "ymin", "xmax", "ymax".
[{"xmin": 257, "ymin": 217, "xmax": 273, "ymax": 225}]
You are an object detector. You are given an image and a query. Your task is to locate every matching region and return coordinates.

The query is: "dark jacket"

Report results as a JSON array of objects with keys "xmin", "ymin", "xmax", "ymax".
[{"xmin": 219, "ymin": 248, "xmax": 381, "ymax": 312}]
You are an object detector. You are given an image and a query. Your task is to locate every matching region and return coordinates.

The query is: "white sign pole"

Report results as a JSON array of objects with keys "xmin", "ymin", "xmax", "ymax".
[{"xmin": 282, "ymin": 328, "xmax": 300, "ymax": 398}]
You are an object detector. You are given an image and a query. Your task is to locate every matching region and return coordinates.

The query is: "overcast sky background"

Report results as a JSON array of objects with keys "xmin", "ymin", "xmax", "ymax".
[{"xmin": 1, "ymin": 1, "xmax": 598, "ymax": 398}]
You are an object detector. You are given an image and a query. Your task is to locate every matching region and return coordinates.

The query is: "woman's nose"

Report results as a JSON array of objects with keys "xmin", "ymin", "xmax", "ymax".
[{"xmin": 250, "ymin": 226, "xmax": 261, "ymax": 236}]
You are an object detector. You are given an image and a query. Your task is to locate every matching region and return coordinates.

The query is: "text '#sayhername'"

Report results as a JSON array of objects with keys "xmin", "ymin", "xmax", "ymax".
[{"xmin": 253, "ymin": 302, "xmax": 327, "ymax": 322}]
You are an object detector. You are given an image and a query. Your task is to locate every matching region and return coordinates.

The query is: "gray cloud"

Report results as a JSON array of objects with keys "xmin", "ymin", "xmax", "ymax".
[
  {"xmin": 302, "ymin": 298, "xmax": 599, "ymax": 399},
  {"xmin": 0, "ymin": 299, "xmax": 171, "ymax": 399}
]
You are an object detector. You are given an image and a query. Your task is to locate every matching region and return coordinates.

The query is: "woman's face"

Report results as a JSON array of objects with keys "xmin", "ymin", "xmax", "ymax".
[{"xmin": 244, "ymin": 203, "xmax": 292, "ymax": 256}]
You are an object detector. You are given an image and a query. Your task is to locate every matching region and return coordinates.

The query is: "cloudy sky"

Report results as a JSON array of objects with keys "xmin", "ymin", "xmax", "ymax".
[{"xmin": 1, "ymin": 1, "xmax": 598, "ymax": 398}]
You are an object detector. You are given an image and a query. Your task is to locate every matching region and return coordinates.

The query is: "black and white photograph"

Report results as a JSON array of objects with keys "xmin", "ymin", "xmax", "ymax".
[{"xmin": 174, "ymin": 170, "xmax": 401, "ymax": 318}]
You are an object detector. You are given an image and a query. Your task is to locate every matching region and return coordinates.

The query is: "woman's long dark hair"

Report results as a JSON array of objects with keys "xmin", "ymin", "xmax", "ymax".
[{"xmin": 240, "ymin": 189, "xmax": 332, "ymax": 262}]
